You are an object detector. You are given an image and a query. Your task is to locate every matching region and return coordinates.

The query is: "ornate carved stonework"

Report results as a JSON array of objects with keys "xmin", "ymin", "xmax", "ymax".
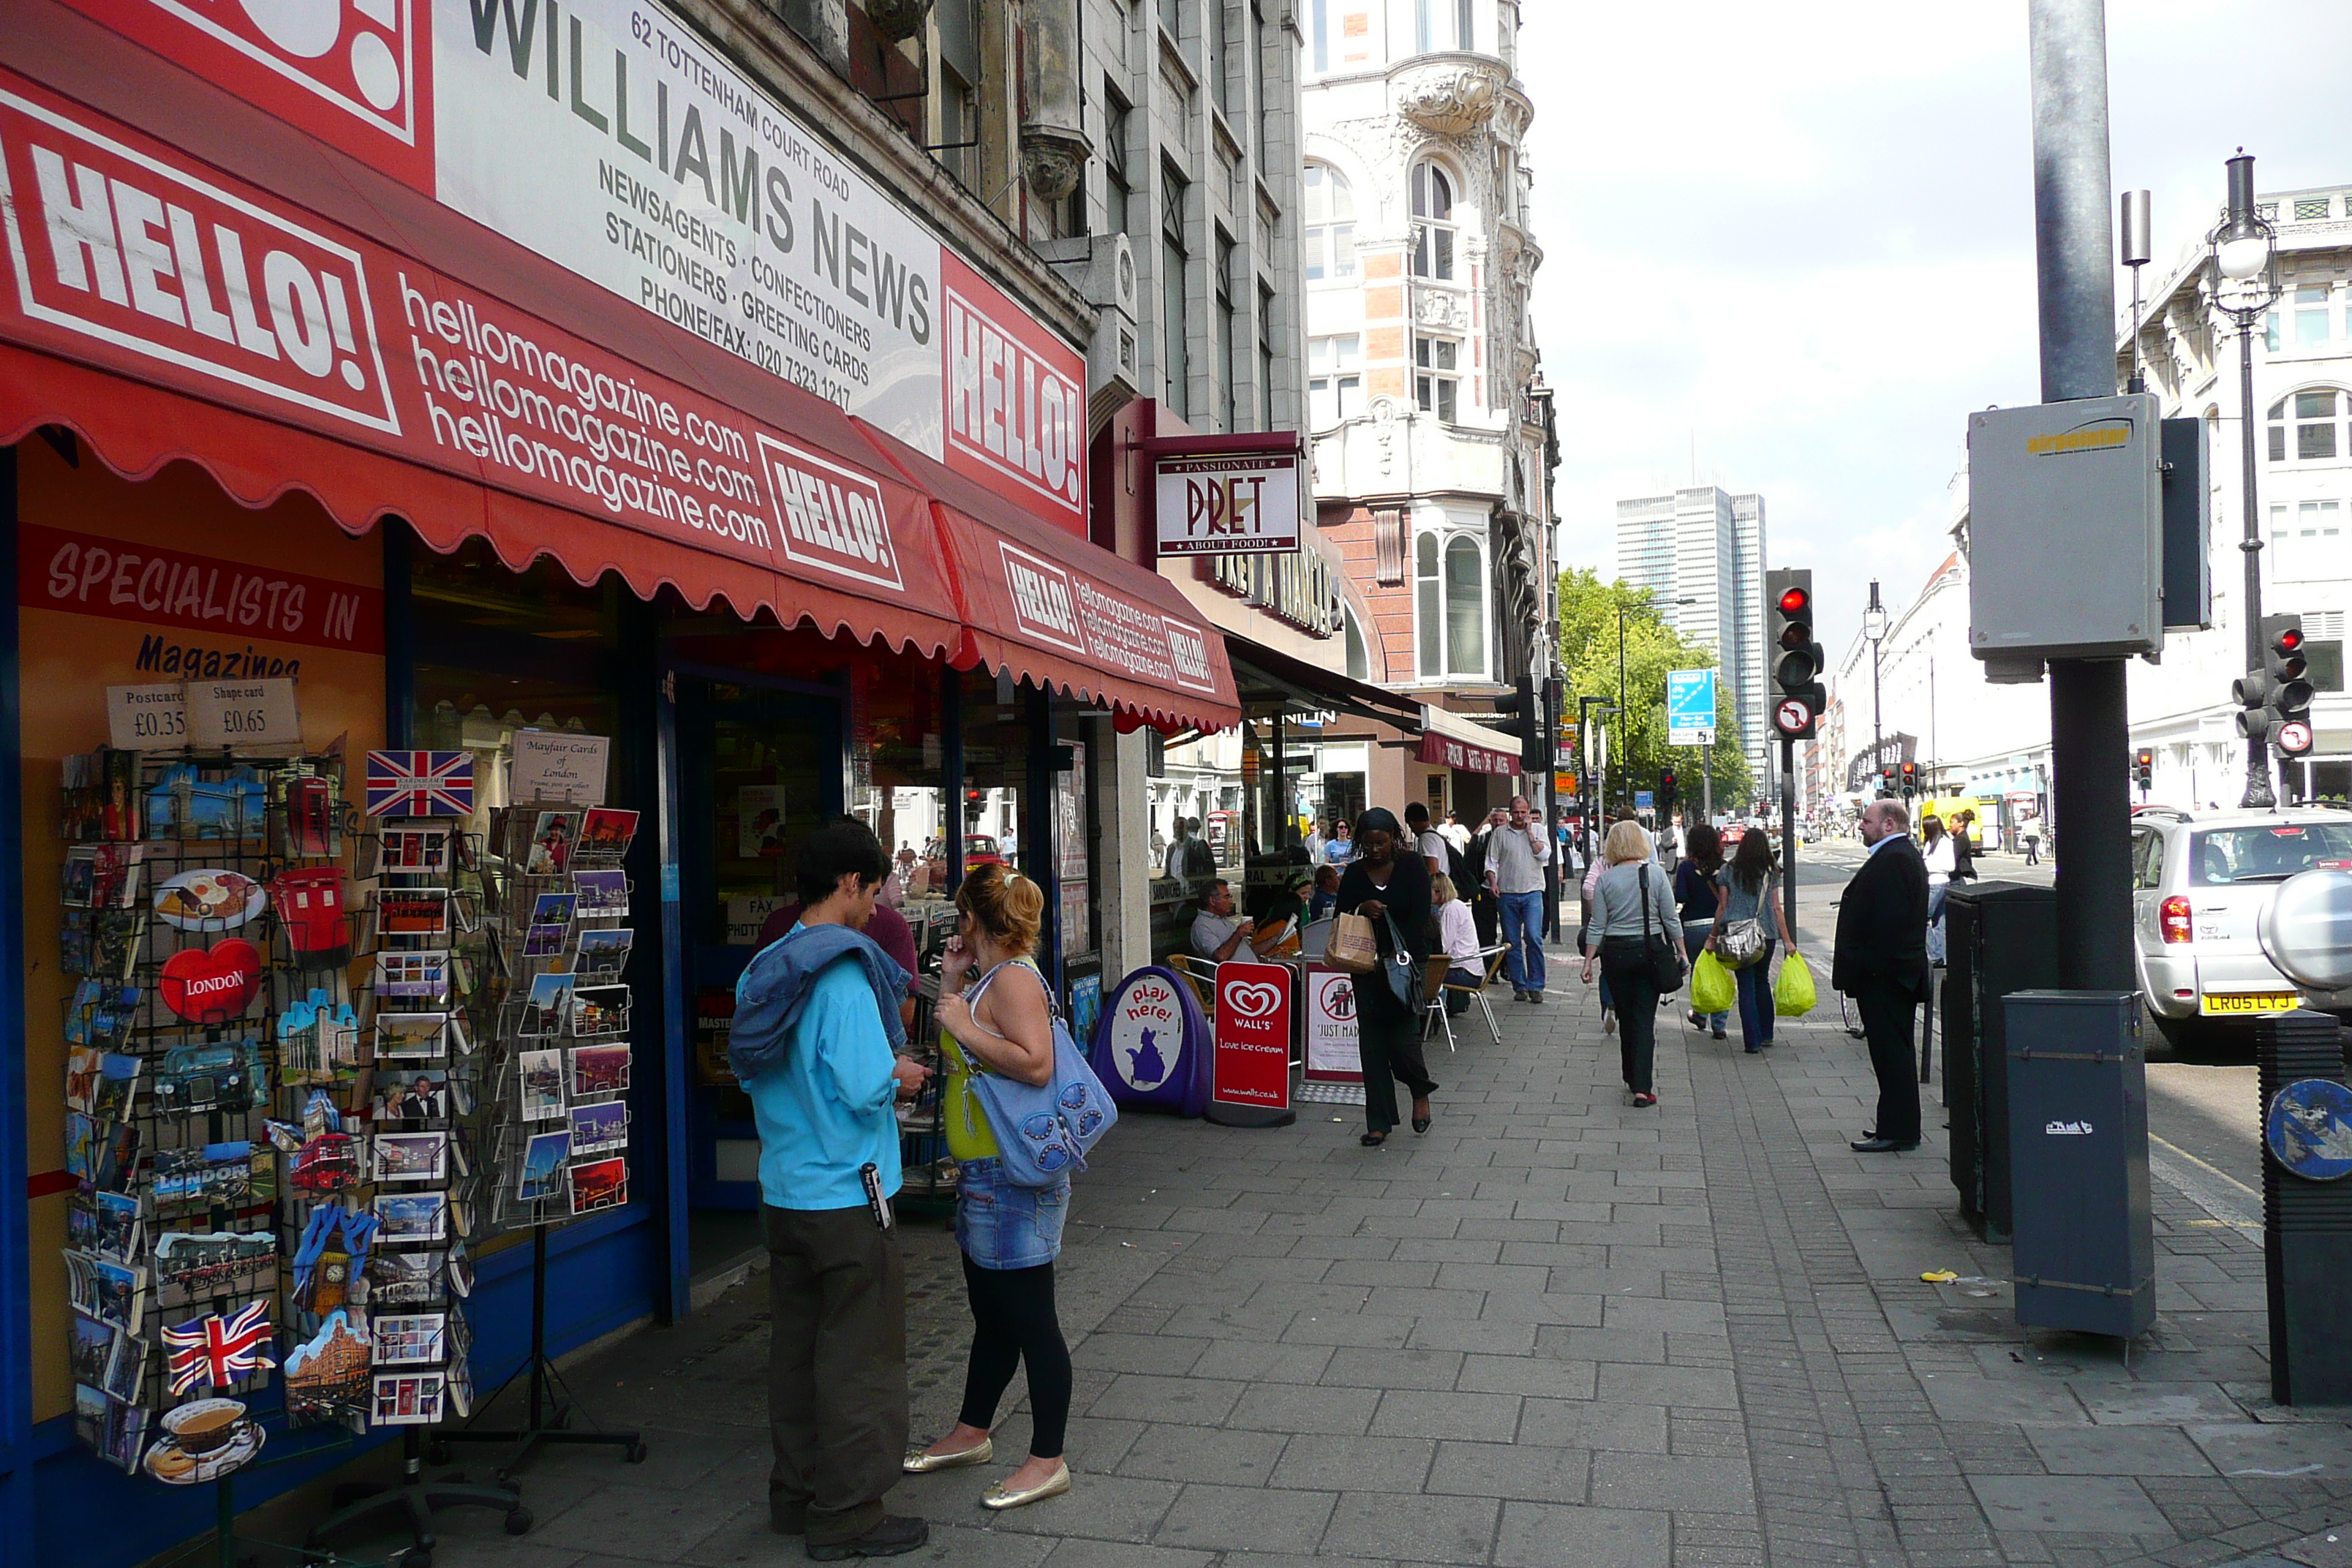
[
  {"xmin": 1021, "ymin": 124, "xmax": 1092, "ymax": 203},
  {"xmin": 865, "ymin": 0, "xmax": 932, "ymax": 44},
  {"xmin": 1392, "ymin": 61, "xmax": 1503, "ymax": 137},
  {"xmin": 1416, "ymin": 287, "xmax": 1469, "ymax": 331}
]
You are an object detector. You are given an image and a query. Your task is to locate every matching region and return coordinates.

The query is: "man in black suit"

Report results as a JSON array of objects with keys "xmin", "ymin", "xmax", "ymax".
[{"xmin": 1833, "ymin": 799, "xmax": 1931, "ymax": 1153}]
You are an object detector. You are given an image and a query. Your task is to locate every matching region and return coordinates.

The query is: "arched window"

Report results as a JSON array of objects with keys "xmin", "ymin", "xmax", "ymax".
[
  {"xmin": 1415, "ymin": 531, "xmax": 1487, "ymax": 679},
  {"xmin": 1303, "ymin": 164, "xmax": 1355, "ymax": 282},
  {"xmin": 2269, "ymin": 388, "xmax": 2349, "ymax": 463},
  {"xmin": 1411, "ymin": 162, "xmax": 1455, "ymax": 281},
  {"xmin": 1343, "ymin": 607, "xmax": 1370, "ymax": 681}
]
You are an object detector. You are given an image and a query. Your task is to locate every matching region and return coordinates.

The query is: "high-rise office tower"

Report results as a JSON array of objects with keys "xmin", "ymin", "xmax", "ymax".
[{"xmin": 1614, "ymin": 487, "xmax": 1770, "ymax": 788}]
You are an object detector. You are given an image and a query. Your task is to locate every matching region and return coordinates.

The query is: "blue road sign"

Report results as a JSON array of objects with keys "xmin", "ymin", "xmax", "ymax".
[
  {"xmin": 1667, "ymin": 668, "xmax": 1716, "ymax": 745},
  {"xmin": 1635, "ymin": 791, "xmax": 1654, "ymax": 810}
]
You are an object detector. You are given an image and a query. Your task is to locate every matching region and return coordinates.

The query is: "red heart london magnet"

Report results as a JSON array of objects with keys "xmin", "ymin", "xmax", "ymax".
[{"xmin": 161, "ymin": 941, "xmax": 263, "ymax": 1025}]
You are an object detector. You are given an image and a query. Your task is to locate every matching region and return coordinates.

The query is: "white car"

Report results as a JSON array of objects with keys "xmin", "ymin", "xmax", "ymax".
[{"xmin": 2130, "ymin": 806, "xmax": 2352, "ymax": 1046}]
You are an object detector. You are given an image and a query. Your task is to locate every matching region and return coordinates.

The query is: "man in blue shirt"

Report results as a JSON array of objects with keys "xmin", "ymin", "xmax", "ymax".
[{"xmin": 734, "ymin": 818, "xmax": 931, "ymax": 1558}]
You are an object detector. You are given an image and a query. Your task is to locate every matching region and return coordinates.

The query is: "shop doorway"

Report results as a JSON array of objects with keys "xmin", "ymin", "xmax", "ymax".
[{"xmin": 670, "ymin": 673, "xmax": 845, "ymax": 1256}]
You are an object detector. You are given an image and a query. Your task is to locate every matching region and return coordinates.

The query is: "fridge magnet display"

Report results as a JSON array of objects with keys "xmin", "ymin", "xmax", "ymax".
[
  {"xmin": 269, "ymin": 866, "xmax": 352, "ymax": 969},
  {"xmin": 515, "ymin": 1130, "xmax": 570, "ymax": 1203},
  {"xmin": 568, "ymin": 985, "xmax": 630, "ymax": 1038},
  {"xmin": 568, "ymin": 1101, "xmax": 627, "ymax": 1155},
  {"xmin": 285, "ymin": 1312, "xmax": 373, "ymax": 1424},
  {"xmin": 151, "ymin": 869, "xmax": 266, "ymax": 931},
  {"xmin": 528, "ymin": 892, "xmax": 577, "ymax": 927},
  {"xmin": 69, "ymin": 1191, "xmax": 142, "ymax": 1261},
  {"xmin": 376, "ymin": 1191, "xmax": 448, "ymax": 1243},
  {"xmin": 153, "ymin": 1142, "xmax": 270, "ymax": 1212},
  {"xmin": 518, "ymin": 1050, "xmax": 566, "ymax": 1121},
  {"xmin": 372, "ymin": 1371, "xmax": 445, "ymax": 1425},
  {"xmin": 151, "ymin": 1039, "xmax": 267, "ymax": 1113},
  {"xmin": 518, "ymin": 973, "xmax": 575, "ymax": 1036},
  {"xmin": 737, "ymin": 786, "xmax": 786, "ymax": 857},
  {"xmin": 568, "ymin": 1156, "xmax": 627, "ymax": 1215},
  {"xmin": 524, "ymin": 811, "xmax": 580, "ymax": 877},
  {"xmin": 569, "ymin": 1044, "xmax": 630, "ymax": 1096},
  {"xmin": 570, "ymin": 869, "xmax": 628, "ymax": 916},
  {"xmin": 64, "ymin": 1049, "xmax": 141, "ymax": 1119},
  {"xmin": 374, "ymin": 1011, "xmax": 448, "ymax": 1061},
  {"xmin": 365, "ymin": 750, "xmax": 477, "ymax": 818},
  {"xmin": 278, "ymin": 992, "xmax": 361, "ymax": 1078},
  {"xmin": 372, "ymin": 1313, "xmax": 448, "ymax": 1367},
  {"xmin": 377, "ymin": 888, "xmax": 451, "ymax": 938},
  {"xmin": 576, "ymin": 927, "xmax": 633, "ymax": 979},
  {"xmin": 375, "ymin": 824, "xmax": 453, "ymax": 877},
  {"xmin": 65, "ymin": 980, "xmax": 142, "ymax": 1049},
  {"xmin": 144, "ymin": 1397, "xmax": 263, "ymax": 1484},
  {"xmin": 154, "ymin": 1231, "xmax": 276, "ymax": 1303},
  {"xmin": 64, "ymin": 1115, "xmax": 140, "ymax": 1193},
  {"xmin": 578, "ymin": 807, "xmax": 638, "ymax": 856},
  {"xmin": 374, "ymin": 949, "xmax": 451, "ymax": 1000},
  {"xmin": 158, "ymin": 941, "xmax": 265, "ymax": 1025},
  {"xmin": 279, "ymin": 1128, "xmax": 362, "ymax": 1195},
  {"xmin": 372, "ymin": 1070, "xmax": 450, "ymax": 1122},
  {"xmin": 279, "ymin": 770, "xmax": 340, "ymax": 856},
  {"xmin": 291, "ymin": 1207, "xmax": 379, "ymax": 1314},
  {"xmin": 160, "ymin": 1300, "xmax": 276, "ymax": 1395},
  {"xmin": 148, "ymin": 765, "xmax": 266, "ymax": 840},
  {"xmin": 374, "ymin": 1131, "xmax": 448, "ymax": 1184}
]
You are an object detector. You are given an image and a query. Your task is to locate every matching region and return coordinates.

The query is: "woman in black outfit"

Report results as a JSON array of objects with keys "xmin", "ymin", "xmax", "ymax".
[
  {"xmin": 1335, "ymin": 807, "xmax": 1434, "ymax": 1146},
  {"xmin": 1675, "ymin": 823, "xmax": 1729, "ymax": 1039}
]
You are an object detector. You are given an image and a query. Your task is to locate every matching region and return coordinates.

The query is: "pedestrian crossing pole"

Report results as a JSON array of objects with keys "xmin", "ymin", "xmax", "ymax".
[{"xmin": 1781, "ymin": 736, "xmax": 1797, "ymax": 935}]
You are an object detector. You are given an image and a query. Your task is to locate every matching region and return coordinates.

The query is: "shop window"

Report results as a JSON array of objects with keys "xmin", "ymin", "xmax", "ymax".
[
  {"xmin": 1303, "ymin": 163, "xmax": 1356, "ymax": 282},
  {"xmin": 2269, "ymin": 388, "xmax": 2347, "ymax": 464},
  {"xmin": 1411, "ymin": 162, "xmax": 1455, "ymax": 281}
]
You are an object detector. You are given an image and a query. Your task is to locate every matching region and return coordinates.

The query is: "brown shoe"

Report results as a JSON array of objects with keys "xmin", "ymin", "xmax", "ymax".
[{"xmin": 807, "ymin": 1515, "xmax": 930, "ymax": 1561}]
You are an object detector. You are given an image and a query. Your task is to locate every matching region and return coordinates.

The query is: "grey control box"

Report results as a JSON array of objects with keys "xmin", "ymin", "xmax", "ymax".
[{"xmin": 1968, "ymin": 394, "xmax": 2163, "ymax": 666}]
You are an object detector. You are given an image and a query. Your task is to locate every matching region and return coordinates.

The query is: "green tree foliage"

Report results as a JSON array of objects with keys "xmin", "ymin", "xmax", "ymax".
[{"xmin": 1556, "ymin": 569, "xmax": 1754, "ymax": 813}]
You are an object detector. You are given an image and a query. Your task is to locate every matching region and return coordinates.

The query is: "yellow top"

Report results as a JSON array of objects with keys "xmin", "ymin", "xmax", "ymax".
[{"xmin": 942, "ymin": 958, "xmax": 1041, "ymax": 1161}]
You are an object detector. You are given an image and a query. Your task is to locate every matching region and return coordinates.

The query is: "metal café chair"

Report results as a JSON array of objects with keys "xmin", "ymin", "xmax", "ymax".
[{"xmin": 1424, "ymin": 943, "xmax": 1512, "ymax": 1049}]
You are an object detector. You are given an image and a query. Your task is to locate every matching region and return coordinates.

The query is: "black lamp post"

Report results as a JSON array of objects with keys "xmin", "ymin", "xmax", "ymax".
[
  {"xmin": 2209, "ymin": 151, "xmax": 2283, "ymax": 808},
  {"xmin": 1864, "ymin": 581, "xmax": 1888, "ymax": 792}
]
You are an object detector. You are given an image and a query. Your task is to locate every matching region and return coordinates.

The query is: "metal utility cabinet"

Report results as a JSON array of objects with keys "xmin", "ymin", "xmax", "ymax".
[
  {"xmin": 2004, "ymin": 991, "xmax": 2156, "ymax": 1339},
  {"xmin": 1945, "ymin": 883, "xmax": 2059, "ymax": 1241},
  {"xmin": 2257, "ymin": 1008, "xmax": 2352, "ymax": 1405}
]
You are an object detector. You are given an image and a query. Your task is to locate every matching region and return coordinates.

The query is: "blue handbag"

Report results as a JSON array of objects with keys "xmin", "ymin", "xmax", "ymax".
[{"xmin": 958, "ymin": 962, "xmax": 1118, "ymax": 1187}]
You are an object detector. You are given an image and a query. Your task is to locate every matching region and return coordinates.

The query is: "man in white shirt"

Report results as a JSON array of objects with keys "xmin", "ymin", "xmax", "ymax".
[
  {"xmin": 1164, "ymin": 818, "xmax": 1194, "ymax": 881},
  {"xmin": 1303, "ymin": 818, "xmax": 1328, "ymax": 866},
  {"xmin": 1404, "ymin": 801, "xmax": 1450, "ymax": 877},
  {"xmin": 1190, "ymin": 878, "xmax": 1276, "ymax": 962},
  {"xmin": 1485, "ymin": 796, "xmax": 1553, "ymax": 1002},
  {"xmin": 1439, "ymin": 811, "xmax": 1472, "ymax": 854}
]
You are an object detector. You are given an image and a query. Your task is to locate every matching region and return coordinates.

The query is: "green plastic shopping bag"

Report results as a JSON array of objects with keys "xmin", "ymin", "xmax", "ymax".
[
  {"xmin": 1690, "ymin": 949, "xmax": 1735, "ymax": 1015},
  {"xmin": 1774, "ymin": 949, "xmax": 1817, "ymax": 1017}
]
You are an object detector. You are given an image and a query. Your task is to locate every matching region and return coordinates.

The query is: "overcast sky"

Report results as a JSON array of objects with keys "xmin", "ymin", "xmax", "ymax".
[{"xmin": 1519, "ymin": 0, "xmax": 2352, "ymax": 663}]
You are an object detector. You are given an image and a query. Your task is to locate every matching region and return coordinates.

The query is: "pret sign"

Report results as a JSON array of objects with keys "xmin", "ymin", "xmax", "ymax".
[
  {"xmin": 1212, "ymin": 961, "xmax": 1292, "ymax": 1110},
  {"xmin": 1155, "ymin": 448, "xmax": 1303, "ymax": 557}
]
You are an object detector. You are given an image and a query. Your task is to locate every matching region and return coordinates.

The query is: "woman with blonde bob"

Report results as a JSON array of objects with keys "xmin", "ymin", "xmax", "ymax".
[
  {"xmin": 903, "ymin": 864, "xmax": 1074, "ymax": 1510},
  {"xmin": 1578, "ymin": 821, "xmax": 1682, "ymax": 1107}
]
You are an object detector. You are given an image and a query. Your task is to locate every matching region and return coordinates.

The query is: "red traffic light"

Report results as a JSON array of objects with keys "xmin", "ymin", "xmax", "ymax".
[
  {"xmin": 2277, "ymin": 627, "xmax": 2304, "ymax": 653},
  {"xmin": 2136, "ymin": 749, "xmax": 2154, "ymax": 766},
  {"xmin": 1778, "ymin": 587, "xmax": 1810, "ymax": 615}
]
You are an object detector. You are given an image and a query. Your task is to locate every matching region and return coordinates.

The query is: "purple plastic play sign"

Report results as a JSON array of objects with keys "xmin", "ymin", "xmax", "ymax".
[{"xmin": 1088, "ymin": 966, "xmax": 1211, "ymax": 1117}]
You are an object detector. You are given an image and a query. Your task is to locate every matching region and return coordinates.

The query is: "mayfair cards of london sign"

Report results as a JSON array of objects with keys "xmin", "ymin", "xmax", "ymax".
[{"xmin": 1154, "ymin": 450, "xmax": 1302, "ymax": 557}]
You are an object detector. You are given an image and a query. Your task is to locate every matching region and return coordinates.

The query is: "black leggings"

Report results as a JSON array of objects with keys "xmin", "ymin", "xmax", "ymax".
[{"xmin": 958, "ymin": 1254, "xmax": 1072, "ymax": 1460}]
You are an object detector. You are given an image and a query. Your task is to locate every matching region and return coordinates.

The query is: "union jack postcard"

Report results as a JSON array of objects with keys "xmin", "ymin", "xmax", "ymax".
[{"xmin": 365, "ymin": 753, "xmax": 475, "ymax": 818}]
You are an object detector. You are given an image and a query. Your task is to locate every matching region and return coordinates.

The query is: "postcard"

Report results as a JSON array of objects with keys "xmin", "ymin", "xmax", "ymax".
[
  {"xmin": 570, "ymin": 869, "xmax": 628, "ymax": 916},
  {"xmin": 68, "ymin": 1191, "xmax": 142, "ymax": 1262},
  {"xmin": 375, "ymin": 824, "xmax": 453, "ymax": 878},
  {"xmin": 517, "ymin": 973, "xmax": 575, "ymax": 1037},
  {"xmin": 568, "ymin": 1100, "xmax": 627, "ymax": 1156},
  {"xmin": 64, "ymin": 1113, "xmax": 140, "ymax": 1194},
  {"xmin": 529, "ymin": 891, "xmax": 578, "ymax": 927},
  {"xmin": 372, "ymin": 1371, "xmax": 445, "ymax": 1425},
  {"xmin": 362, "ymin": 1249, "xmax": 443, "ymax": 1307},
  {"xmin": 516, "ymin": 1128, "xmax": 570, "ymax": 1203},
  {"xmin": 66, "ymin": 1250, "xmax": 144, "ymax": 1332},
  {"xmin": 372, "ymin": 1313, "xmax": 447, "ymax": 1368},
  {"xmin": 575, "ymin": 927, "xmax": 633, "ymax": 980},
  {"xmin": 374, "ymin": 1011, "xmax": 448, "ymax": 1062},
  {"xmin": 519, "ymin": 1049, "xmax": 566, "ymax": 1122},
  {"xmin": 524, "ymin": 810, "xmax": 580, "ymax": 878},
  {"xmin": 568, "ymin": 984, "xmax": 630, "ymax": 1039},
  {"xmin": 521, "ymin": 923, "xmax": 566, "ymax": 960},
  {"xmin": 69, "ymin": 1313, "xmax": 121, "ymax": 1392},
  {"xmin": 737, "ymin": 785, "xmax": 786, "ymax": 859},
  {"xmin": 376, "ymin": 889, "xmax": 450, "ymax": 939},
  {"xmin": 370, "ymin": 1069, "xmax": 449, "ymax": 1123},
  {"xmin": 374, "ymin": 1131, "xmax": 448, "ymax": 1184},
  {"xmin": 578, "ymin": 807, "xmax": 638, "ymax": 857},
  {"xmin": 568, "ymin": 1156, "xmax": 628, "ymax": 1215},
  {"xmin": 374, "ymin": 949, "xmax": 450, "ymax": 1001},
  {"xmin": 374, "ymin": 1191, "xmax": 448, "ymax": 1243},
  {"xmin": 569, "ymin": 1044, "xmax": 631, "ymax": 1097},
  {"xmin": 65, "ymin": 980, "xmax": 142, "ymax": 1049},
  {"xmin": 152, "ymin": 1230, "xmax": 276, "ymax": 1303},
  {"xmin": 64, "ymin": 1048, "xmax": 141, "ymax": 1119}
]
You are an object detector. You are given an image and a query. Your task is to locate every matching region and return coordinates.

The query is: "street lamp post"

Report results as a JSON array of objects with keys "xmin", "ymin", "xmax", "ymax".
[
  {"xmin": 2209, "ymin": 151, "xmax": 2283, "ymax": 808},
  {"xmin": 1864, "ymin": 581, "xmax": 1889, "ymax": 793}
]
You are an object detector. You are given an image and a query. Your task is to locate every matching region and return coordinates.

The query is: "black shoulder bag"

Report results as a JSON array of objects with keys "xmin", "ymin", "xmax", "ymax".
[{"xmin": 1638, "ymin": 862, "xmax": 1687, "ymax": 995}]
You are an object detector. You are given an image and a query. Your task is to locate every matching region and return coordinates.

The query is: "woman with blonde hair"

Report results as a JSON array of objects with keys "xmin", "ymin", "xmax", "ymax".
[
  {"xmin": 904, "ymin": 864, "xmax": 1074, "ymax": 1509},
  {"xmin": 1431, "ymin": 874, "xmax": 1483, "ymax": 1015},
  {"xmin": 1578, "ymin": 820, "xmax": 1681, "ymax": 1107}
]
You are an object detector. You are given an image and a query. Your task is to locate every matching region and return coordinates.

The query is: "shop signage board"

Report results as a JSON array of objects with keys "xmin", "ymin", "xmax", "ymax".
[
  {"xmin": 1667, "ymin": 669, "xmax": 1716, "ymax": 747},
  {"xmin": 1302, "ymin": 964, "xmax": 1362, "ymax": 1083},
  {"xmin": 1088, "ymin": 965, "xmax": 1210, "ymax": 1117},
  {"xmin": 1154, "ymin": 448, "xmax": 1303, "ymax": 557},
  {"xmin": 50, "ymin": 0, "xmax": 1089, "ymax": 535},
  {"xmin": 1211, "ymin": 961, "xmax": 1292, "ymax": 1112},
  {"xmin": 105, "ymin": 682, "xmax": 187, "ymax": 750},
  {"xmin": 1416, "ymin": 730, "xmax": 1517, "ymax": 777},
  {"xmin": 510, "ymin": 730, "xmax": 610, "ymax": 804},
  {"xmin": 184, "ymin": 677, "xmax": 301, "ymax": 748}
]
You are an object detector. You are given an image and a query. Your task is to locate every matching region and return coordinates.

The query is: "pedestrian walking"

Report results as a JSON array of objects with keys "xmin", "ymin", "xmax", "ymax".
[
  {"xmin": 2021, "ymin": 815, "xmax": 2042, "ymax": 865},
  {"xmin": 1324, "ymin": 818, "xmax": 1355, "ymax": 866},
  {"xmin": 1335, "ymin": 807, "xmax": 1435, "ymax": 1145},
  {"xmin": 1676, "ymin": 822, "xmax": 1728, "ymax": 1039},
  {"xmin": 1834, "ymin": 800, "xmax": 1931, "ymax": 1153},
  {"xmin": 1580, "ymin": 820, "xmax": 1680, "ymax": 1107},
  {"xmin": 905, "ymin": 865, "xmax": 1076, "ymax": 1511},
  {"xmin": 731, "ymin": 817, "xmax": 933, "ymax": 1558},
  {"xmin": 1575, "ymin": 848, "xmax": 1614, "ymax": 1034},
  {"xmin": 1948, "ymin": 809, "xmax": 1980, "ymax": 884},
  {"xmin": 1921, "ymin": 814, "xmax": 1954, "ymax": 967},
  {"xmin": 1486, "ymin": 794, "xmax": 1553, "ymax": 1002},
  {"xmin": 1711, "ymin": 827, "xmax": 1795, "ymax": 1055}
]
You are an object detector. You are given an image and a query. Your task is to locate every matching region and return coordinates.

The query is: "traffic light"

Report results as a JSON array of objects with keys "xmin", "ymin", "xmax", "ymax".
[
  {"xmin": 1899, "ymin": 761, "xmax": 1918, "ymax": 796},
  {"xmin": 1765, "ymin": 568, "xmax": 1825, "ymax": 740},
  {"xmin": 2236, "ymin": 613, "xmax": 2315, "ymax": 753},
  {"xmin": 1879, "ymin": 764, "xmax": 1896, "ymax": 795},
  {"xmin": 1659, "ymin": 769, "xmax": 1678, "ymax": 813},
  {"xmin": 1490, "ymin": 674, "xmax": 1546, "ymax": 772},
  {"xmin": 2134, "ymin": 747, "xmax": 2154, "ymax": 791}
]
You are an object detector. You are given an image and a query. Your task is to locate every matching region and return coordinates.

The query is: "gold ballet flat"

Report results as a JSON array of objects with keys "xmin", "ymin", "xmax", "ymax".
[
  {"xmin": 980, "ymin": 1463, "xmax": 1072, "ymax": 1510},
  {"xmin": 902, "ymin": 1438, "xmax": 992, "ymax": 1473}
]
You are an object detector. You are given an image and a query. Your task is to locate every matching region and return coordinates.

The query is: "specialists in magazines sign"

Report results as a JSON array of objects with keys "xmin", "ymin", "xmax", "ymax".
[
  {"xmin": 1212, "ymin": 960, "xmax": 1292, "ymax": 1111},
  {"xmin": 1155, "ymin": 447, "xmax": 1302, "ymax": 557},
  {"xmin": 0, "ymin": 72, "xmax": 942, "ymax": 595}
]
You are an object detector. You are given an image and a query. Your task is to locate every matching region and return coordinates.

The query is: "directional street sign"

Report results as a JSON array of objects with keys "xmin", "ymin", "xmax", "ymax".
[{"xmin": 1667, "ymin": 668, "xmax": 1717, "ymax": 747}]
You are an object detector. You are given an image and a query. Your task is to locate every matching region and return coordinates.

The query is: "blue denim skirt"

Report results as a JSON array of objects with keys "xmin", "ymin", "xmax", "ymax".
[{"xmin": 955, "ymin": 1156, "xmax": 1070, "ymax": 1270}]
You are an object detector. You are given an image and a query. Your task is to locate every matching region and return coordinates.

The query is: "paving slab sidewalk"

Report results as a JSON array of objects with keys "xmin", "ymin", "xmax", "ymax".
[{"xmin": 328, "ymin": 946, "xmax": 2352, "ymax": 1568}]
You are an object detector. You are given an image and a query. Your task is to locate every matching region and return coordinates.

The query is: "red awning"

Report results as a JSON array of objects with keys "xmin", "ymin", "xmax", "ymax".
[
  {"xmin": 0, "ymin": 3, "xmax": 950, "ymax": 660},
  {"xmin": 853, "ymin": 422, "xmax": 1241, "ymax": 731},
  {"xmin": 1417, "ymin": 706, "xmax": 1521, "ymax": 776}
]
